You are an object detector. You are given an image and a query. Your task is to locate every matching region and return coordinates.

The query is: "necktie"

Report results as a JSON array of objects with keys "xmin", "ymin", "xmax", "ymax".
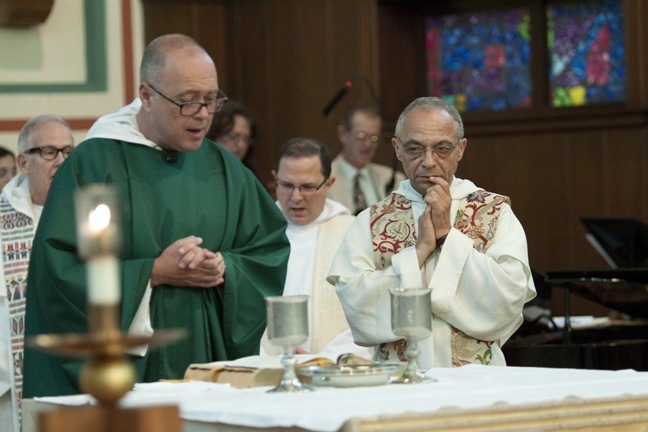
[{"xmin": 353, "ymin": 172, "xmax": 367, "ymax": 215}]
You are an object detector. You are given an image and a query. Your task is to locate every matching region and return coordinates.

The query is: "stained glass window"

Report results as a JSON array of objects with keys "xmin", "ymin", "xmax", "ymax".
[
  {"xmin": 548, "ymin": 0, "xmax": 626, "ymax": 107},
  {"xmin": 425, "ymin": 10, "xmax": 532, "ymax": 112}
]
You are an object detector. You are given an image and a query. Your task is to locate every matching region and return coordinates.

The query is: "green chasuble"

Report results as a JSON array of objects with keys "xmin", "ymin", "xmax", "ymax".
[{"xmin": 23, "ymin": 138, "xmax": 289, "ymax": 397}]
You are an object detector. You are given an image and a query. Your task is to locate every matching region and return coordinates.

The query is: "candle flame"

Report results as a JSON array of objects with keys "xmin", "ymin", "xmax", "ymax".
[{"xmin": 88, "ymin": 204, "xmax": 111, "ymax": 233}]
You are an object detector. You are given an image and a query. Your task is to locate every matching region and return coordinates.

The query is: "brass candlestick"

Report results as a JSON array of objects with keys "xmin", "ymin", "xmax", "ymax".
[
  {"xmin": 29, "ymin": 184, "xmax": 185, "ymax": 406},
  {"xmin": 30, "ymin": 327, "xmax": 186, "ymax": 406}
]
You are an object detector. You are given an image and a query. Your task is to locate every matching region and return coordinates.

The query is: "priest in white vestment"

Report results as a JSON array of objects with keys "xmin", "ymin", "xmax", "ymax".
[
  {"xmin": 0, "ymin": 116, "xmax": 74, "ymax": 432},
  {"xmin": 261, "ymin": 137, "xmax": 373, "ymax": 358},
  {"xmin": 327, "ymin": 98, "xmax": 536, "ymax": 369}
]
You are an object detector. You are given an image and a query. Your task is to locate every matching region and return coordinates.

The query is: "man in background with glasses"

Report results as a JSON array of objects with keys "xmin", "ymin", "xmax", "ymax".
[
  {"xmin": 23, "ymin": 34, "xmax": 289, "ymax": 398},
  {"xmin": 328, "ymin": 97, "xmax": 536, "ymax": 369},
  {"xmin": 328, "ymin": 103, "xmax": 406, "ymax": 215},
  {"xmin": 0, "ymin": 115, "xmax": 74, "ymax": 432},
  {"xmin": 259, "ymin": 137, "xmax": 372, "ymax": 358}
]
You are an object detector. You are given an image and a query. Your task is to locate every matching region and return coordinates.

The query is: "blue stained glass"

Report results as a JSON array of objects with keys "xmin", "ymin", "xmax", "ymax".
[
  {"xmin": 425, "ymin": 9, "xmax": 532, "ymax": 112},
  {"xmin": 548, "ymin": 0, "xmax": 626, "ymax": 107}
]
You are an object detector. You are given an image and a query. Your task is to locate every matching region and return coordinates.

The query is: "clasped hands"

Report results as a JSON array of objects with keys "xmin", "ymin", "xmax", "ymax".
[
  {"xmin": 150, "ymin": 236, "xmax": 225, "ymax": 288},
  {"xmin": 415, "ymin": 176, "xmax": 451, "ymax": 267}
]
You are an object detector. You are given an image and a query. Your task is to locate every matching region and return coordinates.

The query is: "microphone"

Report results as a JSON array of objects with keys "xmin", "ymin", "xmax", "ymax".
[
  {"xmin": 322, "ymin": 80, "xmax": 353, "ymax": 117},
  {"xmin": 163, "ymin": 149, "xmax": 178, "ymax": 163}
]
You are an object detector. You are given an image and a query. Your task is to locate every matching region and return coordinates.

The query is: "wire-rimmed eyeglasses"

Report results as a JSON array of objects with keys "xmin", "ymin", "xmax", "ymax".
[
  {"xmin": 354, "ymin": 132, "xmax": 380, "ymax": 143},
  {"xmin": 147, "ymin": 82, "xmax": 228, "ymax": 116},
  {"xmin": 395, "ymin": 137, "xmax": 459, "ymax": 160},
  {"xmin": 276, "ymin": 178, "xmax": 328, "ymax": 196}
]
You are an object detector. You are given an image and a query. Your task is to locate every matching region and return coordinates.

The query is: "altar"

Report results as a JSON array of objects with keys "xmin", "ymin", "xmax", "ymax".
[{"xmin": 22, "ymin": 364, "xmax": 648, "ymax": 432}]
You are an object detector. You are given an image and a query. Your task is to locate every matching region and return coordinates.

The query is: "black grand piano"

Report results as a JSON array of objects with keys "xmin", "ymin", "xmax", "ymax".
[{"xmin": 502, "ymin": 217, "xmax": 648, "ymax": 371}]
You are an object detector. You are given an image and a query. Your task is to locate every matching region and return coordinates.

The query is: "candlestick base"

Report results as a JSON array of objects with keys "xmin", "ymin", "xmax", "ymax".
[
  {"xmin": 29, "ymin": 329, "xmax": 185, "ymax": 358},
  {"xmin": 28, "ymin": 329, "xmax": 186, "ymax": 406}
]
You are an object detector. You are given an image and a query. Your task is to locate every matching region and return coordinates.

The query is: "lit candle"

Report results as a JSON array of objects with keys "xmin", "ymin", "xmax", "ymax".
[
  {"xmin": 86, "ymin": 204, "xmax": 119, "ymax": 304},
  {"xmin": 75, "ymin": 185, "xmax": 122, "ymax": 306}
]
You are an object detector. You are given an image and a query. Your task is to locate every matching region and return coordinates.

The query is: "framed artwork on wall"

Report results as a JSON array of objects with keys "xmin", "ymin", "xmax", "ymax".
[{"xmin": 0, "ymin": 0, "xmax": 107, "ymax": 93}]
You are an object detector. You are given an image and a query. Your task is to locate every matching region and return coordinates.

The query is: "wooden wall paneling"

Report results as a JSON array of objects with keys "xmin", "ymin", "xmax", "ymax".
[
  {"xmin": 227, "ymin": 1, "xmax": 277, "ymax": 183},
  {"xmin": 218, "ymin": 1, "xmax": 247, "ymax": 98},
  {"xmin": 320, "ymin": 0, "xmax": 363, "ymax": 150},
  {"xmin": 459, "ymin": 133, "xmax": 576, "ymax": 271},
  {"xmin": 494, "ymin": 135, "xmax": 568, "ymax": 271},
  {"xmin": 266, "ymin": 1, "xmax": 300, "ymax": 146},
  {"xmin": 601, "ymin": 128, "xmax": 648, "ymax": 217},
  {"xmin": 140, "ymin": 2, "xmax": 229, "ymax": 89},
  {"xmin": 321, "ymin": 1, "xmax": 392, "ymax": 165},
  {"xmin": 292, "ymin": 0, "xmax": 337, "ymax": 142},
  {"xmin": 142, "ymin": 3, "xmax": 197, "ymax": 43},
  {"xmin": 519, "ymin": 134, "xmax": 578, "ymax": 270},
  {"xmin": 376, "ymin": 3, "xmax": 424, "ymax": 126},
  {"xmin": 193, "ymin": 4, "xmax": 230, "ymax": 91},
  {"xmin": 624, "ymin": 0, "xmax": 648, "ymax": 107},
  {"xmin": 565, "ymin": 130, "xmax": 610, "ymax": 267},
  {"xmin": 219, "ymin": 0, "xmax": 387, "ymax": 182}
]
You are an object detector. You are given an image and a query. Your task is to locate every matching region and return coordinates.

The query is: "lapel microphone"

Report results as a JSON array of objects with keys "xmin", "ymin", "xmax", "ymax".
[{"xmin": 163, "ymin": 149, "xmax": 178, "ymax": 163}]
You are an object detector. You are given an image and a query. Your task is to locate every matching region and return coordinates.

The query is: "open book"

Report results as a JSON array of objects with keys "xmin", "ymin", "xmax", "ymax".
[{"xmin": 183, "ymin": 353, "xmax": 374, "ymax": 388}]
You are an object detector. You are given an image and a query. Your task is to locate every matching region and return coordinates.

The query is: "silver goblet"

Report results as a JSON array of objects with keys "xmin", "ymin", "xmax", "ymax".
[
  {"xmin": 389, "ymin": 288, "xmax": 434, "ymax": 384},
  {"xmin": 265, "ymin": 295, "xmax": 312, "ymax": 392}
]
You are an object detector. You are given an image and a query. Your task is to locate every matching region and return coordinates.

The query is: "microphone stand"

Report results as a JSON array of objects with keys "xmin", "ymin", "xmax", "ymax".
[{"xmin": 322, "ymin": 74, "xmax": 397, "ymax": 194}]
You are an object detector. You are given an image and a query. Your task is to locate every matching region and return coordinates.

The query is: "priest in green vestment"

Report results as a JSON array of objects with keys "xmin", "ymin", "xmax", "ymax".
[{"xmin": 23, "ymin": 34, "xmax": 289, "ymax": 397}]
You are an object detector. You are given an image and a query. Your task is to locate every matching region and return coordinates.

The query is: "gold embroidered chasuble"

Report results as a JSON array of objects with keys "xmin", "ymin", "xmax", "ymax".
[{"xmin": 369, "ymin": 190, "xmax": 511, "ymax": 366}]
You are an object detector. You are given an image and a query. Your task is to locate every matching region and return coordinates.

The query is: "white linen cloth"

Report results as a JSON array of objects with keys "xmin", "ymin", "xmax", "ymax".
[{"xmin": 32, "ymin": 364, "xmax": 648, "ymax": 432}]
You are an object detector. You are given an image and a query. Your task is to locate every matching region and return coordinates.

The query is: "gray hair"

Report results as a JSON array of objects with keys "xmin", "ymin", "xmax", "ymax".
[
  {"xmin": 394, "ymin": 97, "xmax": 464, "ymax": 140},
  {"xmin": 17, "ymin": 115, "xmax": 71, "ymax": 154}
]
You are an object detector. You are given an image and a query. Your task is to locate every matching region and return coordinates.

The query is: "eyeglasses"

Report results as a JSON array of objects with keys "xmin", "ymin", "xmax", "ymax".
[
  {"xmin": 276, "ymin": 178, "xmax": 328, "ymax": 196},
  {"xmin": 395, "ymin": 137, "xmax": 459, "ymax": 160},
  {"xmin": 25, "ymin": 145, "xmax": 74, "ymax": 161},
  {"xmin": 147, "ymin": 82, "xmax": 228, "ymax": 116},
  {"xmin": 222, "ymin": 133, "xmax": 252, "ymax": 145},
  {"xmin": 354, "ymin": 132, "xmax": 380, "ymax": 143}
]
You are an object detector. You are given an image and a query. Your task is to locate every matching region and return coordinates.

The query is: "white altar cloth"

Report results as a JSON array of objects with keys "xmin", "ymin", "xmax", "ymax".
[{"xmin": 33, "ymin": 364, "xmax": 648, "ymax": 432}]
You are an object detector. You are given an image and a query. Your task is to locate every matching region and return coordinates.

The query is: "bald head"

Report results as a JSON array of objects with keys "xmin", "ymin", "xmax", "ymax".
[
  {"xmin": 137, "ymin": 33, "xmax": 220, "ymax": 153},
  {"xmin": 140, "ymin": 34, "xmax": 211, "ymax": 87}
]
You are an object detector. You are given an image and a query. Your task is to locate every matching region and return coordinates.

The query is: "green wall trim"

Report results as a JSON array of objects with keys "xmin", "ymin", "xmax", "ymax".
[{"xmin": 0, "ymin": 0, "xmax": 107, "ymax": 93}]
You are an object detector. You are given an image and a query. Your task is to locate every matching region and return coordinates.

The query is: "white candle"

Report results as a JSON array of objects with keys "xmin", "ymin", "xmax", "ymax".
[
  {"xmin": 75, "ymin": 184, "xmax": 122, "ymax": 306},
  {"xmin": 87, "ymin": 255, "xmax": 120, "ymax": 305},
  {"xmin": 84, "ymin": 202, "xmax": 119, "ymax": 304}
]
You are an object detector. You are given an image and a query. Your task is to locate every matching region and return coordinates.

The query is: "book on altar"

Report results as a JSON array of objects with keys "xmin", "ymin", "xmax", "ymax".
[{"xmin": 182, "ymin": 353, "xmax": 374, "ymax": 388}]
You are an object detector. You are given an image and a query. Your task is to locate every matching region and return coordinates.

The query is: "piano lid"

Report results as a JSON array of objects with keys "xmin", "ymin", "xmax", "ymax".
[
  {"xmin": 545, "ymin": 269, "xmax": 648, "ymax": 318},
  {"xmin": 580, "ymin": 216, "xmax": 648, "ymax": 269}
]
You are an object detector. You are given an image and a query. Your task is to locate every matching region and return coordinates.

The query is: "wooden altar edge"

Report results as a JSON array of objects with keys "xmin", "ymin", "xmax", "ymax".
[
  {"xmin": 345, "ymin": 394, "xmax": 648, "ymax": 432},
  {"xmin": 37, "ymin": 404, "xmax": 181, "ymax": 432}
]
